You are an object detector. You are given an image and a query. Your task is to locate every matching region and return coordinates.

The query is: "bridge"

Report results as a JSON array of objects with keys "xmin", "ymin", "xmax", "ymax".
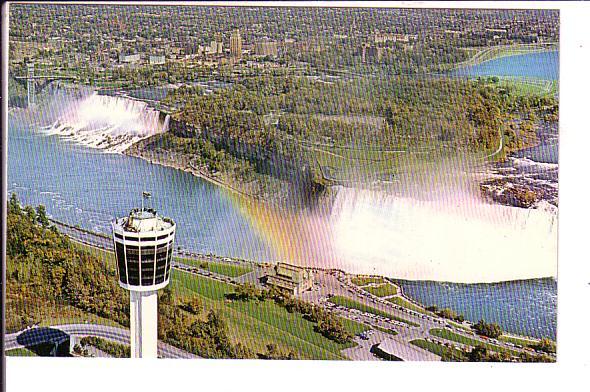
[{"xmin": 13, "ymin": 63, "xmax": 77, "ymax": 107}]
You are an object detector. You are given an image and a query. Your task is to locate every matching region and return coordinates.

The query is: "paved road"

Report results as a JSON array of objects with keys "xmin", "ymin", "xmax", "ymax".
[
  {"xmin": 49, "ymin": 220, "xmax": 551, "ymax": 361},
  {"xmin": 5, "ymin": 324, "xmax": 199, "ymax": 359},
  {"xmin": 299, "ymin": 269, "xmax": 549, "ymax": 361}
]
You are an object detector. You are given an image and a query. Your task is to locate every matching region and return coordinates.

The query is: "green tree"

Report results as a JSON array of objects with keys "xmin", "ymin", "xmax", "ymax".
[
  {"xmin": 534, "ymin": 338, "xmax": 556, "ymax": 354},
  {"xmin": 182, "ymin": 297, "xmax": 203, "ymax": 315},
  {"xmin": 8, "ymin": 193, "xmax": 20, "ymax": 214},
  {"xmin": 36, "ymin": 204, "xmax": 50, "ymax": 227},
  {"xmin": 23, "ymin": 205, "xmax": 36, "ymax": 221},
  {"xmin": 474, "ymin": 320, "xmax": 502, "ymax": 339}
]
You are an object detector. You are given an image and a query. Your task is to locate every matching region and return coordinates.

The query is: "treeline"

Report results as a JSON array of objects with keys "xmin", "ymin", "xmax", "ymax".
[
  {"xmin": 426, "ymin": 305, "xmax": 465, "ymax": 323},
  {"xmin": 461, "ymin": 346, "xmax": 553, "ymax": 363},
  {"xmin": 6, "ymin": 194, "xmax": 129, "ymax": 333},
  {"xmin": 158, "ymin": 291, "xmax": 253, "ymax": 359},
  {"xmin": 228, "ymin": 283, "xmax": 353, "ymax": 345},
  {"xmin": 169, "ymin": 73, "xmax": 558, "ymax": 154},
  {"xmin": 78, "ymin": 336, "xmax": 131, "ymax": 358},
  {"xmin": 143, "ymin": 72, "xmax": 558, "ymax": 200}
]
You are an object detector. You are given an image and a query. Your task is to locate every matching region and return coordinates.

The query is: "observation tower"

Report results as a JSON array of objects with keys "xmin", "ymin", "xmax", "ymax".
[{"xmin": 112, "ymin": 193, "xmax": 176, "ymax": 358}]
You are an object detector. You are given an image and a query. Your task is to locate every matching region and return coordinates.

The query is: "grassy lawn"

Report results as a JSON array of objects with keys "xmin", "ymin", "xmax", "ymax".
[
  {"xmin": 175, "ymin": 256, "xmax": 253, "ymax": 277},
  {"xmin": 364, "ymin": 283, "xmax": 398, "ymax": 297},
  {"xmin": 6, "ymin": 347, "xmax": 39, "ymax": 357},
  {"xmin": 429, "ymin": 328, "xmax": 521, "ymax": 357},
  {"xmin": 327, "ymin": 296, "xmax": 420, "ymax": 327},
  {"xmin": 351, "ymin": 276, "xmax": 386, "ymax": 286},
  {"xmin": 5, "ymin": 342, "xmax": 62, "ymax": 357},
  {"xmin": 499, "ymin": 335, "xmax": 541, "ymax": 348},
  {"xmin": 372, "ymin": 326, "xmax": 398, "ymax": 336},
  {"xmin": 386, "ymin": 296, "xmax": 429, "ymax": 314},
  {"xmin": 172, "ymin": 270, "xmax": 369, "ymax": 359},
  {"xmin": 306, "ymin": 139, "xmax": 455, "ymax": 185},
  {"xmin": 447, "ymin": 321, "xmax": 472, "ymax": 332},
  {"xmin": 410, "ymin": 339, "xmax": 466, "ymax": 361},
  {"xmin": 495, "ymin": 77, "xmax": 558, "ymax": 97}
]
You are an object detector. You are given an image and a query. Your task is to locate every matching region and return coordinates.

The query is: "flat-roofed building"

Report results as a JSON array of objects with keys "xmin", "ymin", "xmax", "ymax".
[
  {"xmin": 265, "ymin": 262, "xmax": 313, "ymax": 295},
  {"xmin": 149, "ymin": 55, "xmax": 165, "ymax": 65},
  {"xmin": 119, "ymin": 53, "xmax": 141, "ymax": 64}
]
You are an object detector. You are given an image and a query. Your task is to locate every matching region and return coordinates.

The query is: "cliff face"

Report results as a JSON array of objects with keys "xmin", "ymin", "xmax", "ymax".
[{"xmin": 126, "ymin": 118, "xmax": 328, "ymax": 208}]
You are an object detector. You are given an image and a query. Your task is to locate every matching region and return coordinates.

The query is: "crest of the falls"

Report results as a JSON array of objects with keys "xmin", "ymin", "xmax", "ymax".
[
  {"xmin": 42, "ymin": 92, "xmax": 169, "ymax": 153},
  {"xmin": 328, "ymin": 187, "xmax": 557, "ymax": 283}
]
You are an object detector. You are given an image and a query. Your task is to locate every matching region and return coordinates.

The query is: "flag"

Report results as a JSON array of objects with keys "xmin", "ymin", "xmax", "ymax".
[{"xmin": 142, "ymin": 191, "xmax": 152, "ymax": 199}]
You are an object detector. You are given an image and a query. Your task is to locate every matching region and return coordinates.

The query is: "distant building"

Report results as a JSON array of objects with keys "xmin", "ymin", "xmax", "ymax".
[
  {"xmin": 374, "ymin": 32, "xmax": 417, "ymax": 44},
  {"xmin": 230, "ymin": 28, "xmax": 242, "ymax": 59},
  {"xmin": 210, "ymin": 41, "xmax": 223, "ymax": 55},
  {"xmin": 119, "ymin": 53, "xmax": 141, "ymax": 64},
  {"xmin": 374, "ymin": 32, "xmax": 396, "ymax": 44},
  {"xmin": 210, "ymin": 32, "xmax": 224, "ymax": 55},
  {"xmin": 254, "ymin": 39, "xmax": 278, "ymax": 57},
  {"xmin": 361, "ymin": 44, "xmax": 383, "ymax": 63},
  {"xmin": 265, "ymin": 263, "xmax": 313, "ymax": 296},
  {"xmin": 149, "ymin": 55, "xmax": 165, "ymax": 65}
]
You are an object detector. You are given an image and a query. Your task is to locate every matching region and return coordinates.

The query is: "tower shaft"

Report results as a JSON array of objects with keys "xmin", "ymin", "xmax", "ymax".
[{"xmin": 130, "ymin": 290, "xmax": 159, "ymax": 358}]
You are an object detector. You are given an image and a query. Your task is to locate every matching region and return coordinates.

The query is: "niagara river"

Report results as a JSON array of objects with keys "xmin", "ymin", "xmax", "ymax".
[{"xmin": 7, "ymin": 51, "xmax": 558, "ymax": 339}]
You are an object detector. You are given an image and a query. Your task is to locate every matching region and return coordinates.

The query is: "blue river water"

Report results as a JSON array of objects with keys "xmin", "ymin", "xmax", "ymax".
[
  {"xmin": 7, "ymin": 50, "xmax": 558, "ymax": 340},
  {"xmin": 451, "ymin": 50, "xmax": 559, "ymax": 80},
  {"xmin": 8, "ymin": 117, "xmax": 277, "ymax": 262},
  {"xmin": 396, "ymin": 278, "xmax": 556, "ymax": 339}
]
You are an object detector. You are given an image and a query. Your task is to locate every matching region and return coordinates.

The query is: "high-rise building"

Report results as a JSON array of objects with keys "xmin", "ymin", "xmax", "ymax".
[
  {"xmin": 230, "ymin": 28, "xmax": 242, "ymax": 59},
  {"xmin": 112, "ymin": 201, "xmax": 176, "ymax": 358}
]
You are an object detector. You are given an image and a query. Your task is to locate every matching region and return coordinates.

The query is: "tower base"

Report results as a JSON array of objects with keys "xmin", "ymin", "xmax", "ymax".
[{"xmin": 130, "ymin": 290, "xmax": 158, "ymax": 358}]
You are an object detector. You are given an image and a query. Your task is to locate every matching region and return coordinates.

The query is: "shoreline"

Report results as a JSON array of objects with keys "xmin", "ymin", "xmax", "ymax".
[
  {"xmin": 448, "ymin": 43, "xmax": 558, "ymax": 72},
  {"xmin": 123, "ymin": 147, "xmax": 255, "ymax": 201},
  {"xmin": 52, "ymin": 218, "xmax": 555, "ymax": 341}
]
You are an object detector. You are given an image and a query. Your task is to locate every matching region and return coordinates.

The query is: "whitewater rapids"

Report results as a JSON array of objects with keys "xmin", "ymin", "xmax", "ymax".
[
  {"xmin": 326, "ymin": 187, "xmax": 557, "ymax": 283},
  {"xmin": 41, "ymin": 92, "xmax": 169, "ymax": 153}
]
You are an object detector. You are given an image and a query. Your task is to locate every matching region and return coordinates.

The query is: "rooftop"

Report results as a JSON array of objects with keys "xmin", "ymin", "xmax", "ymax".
[{"xmin": 117, "ymin": 207, "xmax": 174, "ymax": 233}]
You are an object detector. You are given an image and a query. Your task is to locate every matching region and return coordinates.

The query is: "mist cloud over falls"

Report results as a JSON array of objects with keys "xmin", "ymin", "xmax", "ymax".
[
  {"xmin": 260, "ymin": 152, "xmax": 557, "ymax": 283},
  {"xmin": 41, "ymin": 92, "xmax": 169, "ymax": 153}
]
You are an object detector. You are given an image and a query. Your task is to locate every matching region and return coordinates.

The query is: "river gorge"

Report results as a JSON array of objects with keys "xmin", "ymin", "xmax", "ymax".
[{"xmin": 7, "ymin": 50, "xmax": 559, "ymax": 339}]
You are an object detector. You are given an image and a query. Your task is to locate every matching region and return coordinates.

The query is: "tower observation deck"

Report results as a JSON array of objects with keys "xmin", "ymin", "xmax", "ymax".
[{"xmin": 112, "ymin": 205, "xmax": 176, "ymax": 358}]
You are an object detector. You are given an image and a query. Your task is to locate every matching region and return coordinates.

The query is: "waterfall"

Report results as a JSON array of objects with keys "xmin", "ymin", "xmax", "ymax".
[
  {"xmin": 162, "ymin": 114, "xmax": 170, "ymax": 133},
  {"xmin": 328, "ymin": 186, "xmax": 557, "ymax": 283},
  {"xmin": 42, "ymin": 92, "xmax": 168, "ymax": 153}
]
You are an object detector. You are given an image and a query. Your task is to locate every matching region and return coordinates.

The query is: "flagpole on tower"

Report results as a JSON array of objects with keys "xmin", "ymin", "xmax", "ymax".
[{"xmin": 142, "ymin": 191, "xmax": 152, "ymax": 211}]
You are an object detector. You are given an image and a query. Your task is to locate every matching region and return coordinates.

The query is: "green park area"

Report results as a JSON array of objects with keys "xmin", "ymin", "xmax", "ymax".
[
  {"xmin": 76, "ymin": 240, "xmax": 372, "ymax": 359},
  {"xmin": 351, "ymin": 276, "xmax": 386, "ymax": 286},
  {"xmin": 62, "ymin": 235, "xmax": 372, "ymax": 359},
  {"xmin": 429, "ymin": 328, "xmax": 520, "ymax": 357},
  {"xmin": 6, "ymin": 347, "xmax": 39, "ymax": 357},
  {"xmin": 363, "ymin": 283, "xmax": 398, "ymax": 297},
  {"xmin": 410, "ymin": 339, "xmax": 467, "ymax": 361},
  {"xmin": 499, "ymin": 335, "xmax": 538, "ymax": 347},
  {"xmin": 328, "ymin": 296, "xmax": 419, "ymax": 327},
  {"xmin": 171, "ymin": 270, "xmax": 369, "ymax": 359},
  {"xmin": 386, "ymin": 296, "xmax": 429, "ymax": 314}
]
